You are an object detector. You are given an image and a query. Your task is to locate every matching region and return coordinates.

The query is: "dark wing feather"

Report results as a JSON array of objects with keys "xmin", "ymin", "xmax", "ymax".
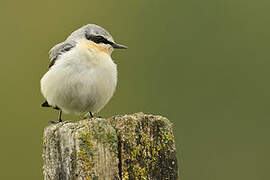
[{"xmin": 48, "ymin": 41, "xmax": 75, "ymax": 68}]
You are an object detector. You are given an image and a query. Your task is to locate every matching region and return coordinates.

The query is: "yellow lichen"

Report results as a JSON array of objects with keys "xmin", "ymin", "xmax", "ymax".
[
  {"xmin": 132, "ymin": 164, "xmax": 147, "ymax": 180},
  {"xmin": 76, "ymin": 130, "xmax": 95, "ymax": 179},
  {"xmin": 112, "ymin": 114, "xmax": 176, "ymax": 179},
  {"xmin": 165, "ymin": 132, "xmax": 173, "ymax": 141},
  {"xmin": 43, "ymin": 137, "xmax": 47, "ymax": 145},
  {"xmin": 157, "ymin": 144, "xmax": 162, "ymax": 151},
  {"xmin": 123, "ymin": 171, "xmax": 129, "ymax": 180}
]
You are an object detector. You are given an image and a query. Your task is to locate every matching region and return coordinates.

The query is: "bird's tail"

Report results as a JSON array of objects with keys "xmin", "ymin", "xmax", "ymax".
[
  {"xmin": 41, "ymin": 101, "xmax": 51, "ymax": 107},
  {"xmin": 41, "ymin": 101, "xmax": 60, "ymax": 110}
]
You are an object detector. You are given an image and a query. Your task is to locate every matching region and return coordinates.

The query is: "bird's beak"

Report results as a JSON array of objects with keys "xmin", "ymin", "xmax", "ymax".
[{"xmin": 111, "ymin": 42, "xmax": 128, "ymax": 49}]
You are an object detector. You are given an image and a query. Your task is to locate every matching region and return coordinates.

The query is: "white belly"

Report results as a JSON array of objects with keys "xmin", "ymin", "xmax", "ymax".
[{"xmin": 40, "ymin": 46, "xmax": 117, "ymax": 114}]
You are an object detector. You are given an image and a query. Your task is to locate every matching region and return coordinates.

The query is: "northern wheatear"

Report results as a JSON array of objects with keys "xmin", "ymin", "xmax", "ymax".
[{"xmin": 40, "ymin": 24, "xmax": 127, "ymax": 122}]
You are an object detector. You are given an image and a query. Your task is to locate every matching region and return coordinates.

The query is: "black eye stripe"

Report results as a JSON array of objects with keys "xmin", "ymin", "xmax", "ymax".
[{"xmin": 85, "ymin": 34, "xmax": 112, "ymax": 45}]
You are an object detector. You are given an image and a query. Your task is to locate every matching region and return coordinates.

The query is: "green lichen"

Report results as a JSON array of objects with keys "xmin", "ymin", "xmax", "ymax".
[
  {"xmin": 75, "ymin": 119, "xmax": 118, "ymax": 180},
  {"xmin": 91, "ymin": 119, "xmax": 118, "ymax": 153}
]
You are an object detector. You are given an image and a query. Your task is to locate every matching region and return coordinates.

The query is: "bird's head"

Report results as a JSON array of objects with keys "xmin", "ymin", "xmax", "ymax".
[{"xmin": 67, "ymin": 24, "xmax": 127, "ymax": 55}]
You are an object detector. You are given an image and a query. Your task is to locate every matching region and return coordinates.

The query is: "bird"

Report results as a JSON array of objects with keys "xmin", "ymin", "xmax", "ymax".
[{"xmin": 40, "ymin": 24, "xmax": 127, "ymax": 122}]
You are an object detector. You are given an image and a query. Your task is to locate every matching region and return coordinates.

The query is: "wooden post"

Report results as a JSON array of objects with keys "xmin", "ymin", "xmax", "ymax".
[{"xmin": 43, "ymin": 113, "xmax": 178, "ymax": 180}]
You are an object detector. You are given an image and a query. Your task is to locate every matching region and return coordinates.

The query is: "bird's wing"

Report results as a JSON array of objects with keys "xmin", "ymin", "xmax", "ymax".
[{"xmin": 48, "ymin": 41, "xmax": 75, "ymax": 68}]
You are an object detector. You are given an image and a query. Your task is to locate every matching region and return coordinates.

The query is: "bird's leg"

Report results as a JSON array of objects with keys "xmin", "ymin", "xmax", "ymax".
[
  {"xmin": 58, "ymin": 110, "xmax": 63, "ymax": 122},
  {"xmin": 49, "ymin": 108, "xmax": 63, "ymax": 124},
  {"xmin": 89, "ymin": 112, "xmax": 94, "ymax": 118},
  {"xmin": 89, "ymin": 112, "xmax": 102, "ymax": 118}
]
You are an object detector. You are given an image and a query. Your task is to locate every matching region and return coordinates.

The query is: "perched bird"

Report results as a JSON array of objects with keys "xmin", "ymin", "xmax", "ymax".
[{"xmin": 40, "ymin": 24, "xmax": 127, "ymax": 122}]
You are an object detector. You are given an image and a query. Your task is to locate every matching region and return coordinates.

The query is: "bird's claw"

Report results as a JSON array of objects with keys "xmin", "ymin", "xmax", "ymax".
[{"xmin": 49, "ymin": 120, "xmax": 71, "ymax": 124}]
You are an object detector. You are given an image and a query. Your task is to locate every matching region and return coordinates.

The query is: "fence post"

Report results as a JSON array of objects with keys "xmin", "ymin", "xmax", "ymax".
[{"xmin": 43, "ymin": 112, "xmax": 178, "ymax": 180}]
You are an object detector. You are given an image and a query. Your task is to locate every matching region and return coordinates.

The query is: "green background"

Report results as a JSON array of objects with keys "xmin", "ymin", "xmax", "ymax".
[{"xmin": 0, "ymin": 0, "xmax": 269, "ymax": 179}]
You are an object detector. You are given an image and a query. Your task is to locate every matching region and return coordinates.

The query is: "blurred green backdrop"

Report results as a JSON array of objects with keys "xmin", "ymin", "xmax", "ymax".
[{"xmin": 0, "ymin": 0, "xmax": 269, "ymax": 179}]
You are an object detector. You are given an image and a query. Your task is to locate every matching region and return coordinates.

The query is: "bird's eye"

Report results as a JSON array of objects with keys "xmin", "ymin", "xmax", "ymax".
[
  {"xmin": 85, "ymin": 34, "xmax": 111, "ymax": 44},
  {"xmin": 93, "ymin": 36, "xmax": 106, "ymax": 43}
]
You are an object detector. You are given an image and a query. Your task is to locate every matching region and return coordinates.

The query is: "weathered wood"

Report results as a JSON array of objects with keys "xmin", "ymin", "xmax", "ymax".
[
  {"xmin": 109, "ymin": 113, "xmax": 178, "ymax": 180},
  {"xmin": 43, "ymin": 113, "xmax": 178, "ymax": 180},
  {"xmin": 43, "ymin": 119, "xmax": 119, "ymax": 180}
]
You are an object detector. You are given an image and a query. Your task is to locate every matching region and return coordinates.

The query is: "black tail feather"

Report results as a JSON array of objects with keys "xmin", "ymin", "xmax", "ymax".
[
  {"xmin": 41, "ymin": 101, "xmax": 51, "ymax": 107},
  {"xmin": 41, "ymin": 101, "xmax": 60, "ymax": 110}
]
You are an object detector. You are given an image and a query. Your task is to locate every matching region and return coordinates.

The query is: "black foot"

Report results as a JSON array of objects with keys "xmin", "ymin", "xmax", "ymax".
[
  {"xmin": 49, "ymin": 120, "xmax": 59, "ymax": 124},
  {"xmin": 49, "ymin": 120, "xmax": 70, "ymax": 124},
  {"xmin": 58, "ymin": 110, "xmax": 62, "ymax": 122},
  {"xmin": 49, "ymin": 109, "xmax": 63, "ymax": 123},
  {"xmin": 89, "ymin": 112, "xmax": 94, "ymax": 118}
]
